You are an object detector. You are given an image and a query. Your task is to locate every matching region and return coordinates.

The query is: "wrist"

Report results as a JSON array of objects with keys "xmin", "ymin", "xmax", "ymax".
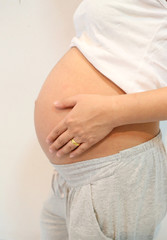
[
  {"xmin": 104, "ymin": 95, "xmax": 125, "ymax": 129},
  {"xmin": 107, "ymin": 94, "xmax": 133, "ymax": 128},
  {"xmin": 109, "ymin": 94, "xmax": 125, "ymax": 128},
  {"xmin": 106, "ymin": 87, "xmax": 167, "ymax": 128}
]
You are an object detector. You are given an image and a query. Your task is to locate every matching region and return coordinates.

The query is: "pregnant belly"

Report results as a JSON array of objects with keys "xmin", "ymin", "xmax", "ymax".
[{"xmin": 34, "ymin": 47, "xmax": 159, "ymax": 165}]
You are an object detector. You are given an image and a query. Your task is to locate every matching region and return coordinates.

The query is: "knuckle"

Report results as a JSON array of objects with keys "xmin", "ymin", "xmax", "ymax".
[
  {"xmin": 65, "ymin": 117, "xmax": 73, "ymax": 125},
  {"xmin": 49, "ymin": 136, "xmax": 55, "ymax": 143},
  {"xmin": 80, "ymin": 135, "xmax": 87, "ymax": 142},
  {"xmin": 80, "ymin": 145, "xmax": 86, "ymax": 152},
  {"xmin": 53, "ymin": 144, "xmax": 59, "ymax": 150},
  {"xmin": 48, "ymin": 133, "xmax": 53, "ymax": 139},
  {"xmin": 57, "ymin": 138, "xmax": 64, "ymax": 146},
  {"xmin": 50, "ymin": 143, "xmax": 55, "ymax": 149},
  {"xmin": 72, "ymin": 129, "xmax": 79, "ymax": 136},
  {"xmin": 77, "ymin": 129, "xmax": 84, "ymax": 136},
  {"xmin": 60, "ymin": 149, "xmax": 64, "ymax": 155},
  {"xmin": 88, "ymin": 137, "xmax": 94, "ymax": 144},
  {"xmin": 53, "ymin": 128, "xmax": 60, "ymax": 136},
  {"xmin": 68, "ymin": 145, "xmax": 74, "ymax": 151}
]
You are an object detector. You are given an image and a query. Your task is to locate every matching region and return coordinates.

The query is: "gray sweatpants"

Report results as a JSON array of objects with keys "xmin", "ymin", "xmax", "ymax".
[{"xmin": 40, "ymin": 129, "xmax": 167, "ymax": 240}]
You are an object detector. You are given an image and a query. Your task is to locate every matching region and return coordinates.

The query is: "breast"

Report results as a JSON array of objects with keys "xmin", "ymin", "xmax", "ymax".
[{"xmin": 34, "ymin": 47, "xmax": 159, "ymax": 165}]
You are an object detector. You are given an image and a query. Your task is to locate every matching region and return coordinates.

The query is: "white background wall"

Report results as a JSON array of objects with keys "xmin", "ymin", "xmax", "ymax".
[{"xmin": 0, "ymin": 0, "xmax": 167, "ymax": 239}]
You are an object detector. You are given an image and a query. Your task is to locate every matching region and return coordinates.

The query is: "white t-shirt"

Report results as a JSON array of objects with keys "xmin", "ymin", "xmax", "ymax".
[{"xmin": 69, "ymin": 0, "xmax": 167, "ymax": 94}]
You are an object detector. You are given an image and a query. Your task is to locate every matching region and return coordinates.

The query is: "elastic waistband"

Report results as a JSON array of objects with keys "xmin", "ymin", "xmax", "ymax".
[{"xmin": 52, "ymin": 129, "xmax": 163, "ymax": 188}]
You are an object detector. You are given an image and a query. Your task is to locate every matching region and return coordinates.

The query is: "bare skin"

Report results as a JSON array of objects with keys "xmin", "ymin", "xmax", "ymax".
[{"xmin": 34, "ymin": 46, "xmax": 159, "ymax": 165}]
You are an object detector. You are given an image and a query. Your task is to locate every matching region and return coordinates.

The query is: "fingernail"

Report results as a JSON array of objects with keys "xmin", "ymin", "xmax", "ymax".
[
  {"xmin": 49, "ymin": 148, "xmax": 54, "ymax": 153},
  {"xmin": 70, "ymin": 154, "xmax": 74, "ymax": 158},
  {"xmin": 46, "ymin": 139, "xmax": 50, "ymax": 144},
  {"xmin": 54, "ymin": 101, "xmax": 60, "ymax": 106},
  {"xmin": 56, "ymin": 152, "xmax": 61, "ymax": 157}
]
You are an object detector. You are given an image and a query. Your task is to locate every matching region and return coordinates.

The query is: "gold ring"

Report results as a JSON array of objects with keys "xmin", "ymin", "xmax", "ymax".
[{"xmin": 71, "ymin": 138, "xmax": 80, "ymax": 146}]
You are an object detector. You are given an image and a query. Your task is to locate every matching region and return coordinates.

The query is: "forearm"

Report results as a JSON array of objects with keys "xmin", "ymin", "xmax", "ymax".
[{"xmin": 110, "ymin": 87, "xmax": 167, "ymax": 127}]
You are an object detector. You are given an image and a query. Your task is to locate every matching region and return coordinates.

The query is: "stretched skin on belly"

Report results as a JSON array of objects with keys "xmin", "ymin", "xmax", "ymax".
[{"xmin": 34, "ymin": 47, "xmax": 159, "ymax": 165}]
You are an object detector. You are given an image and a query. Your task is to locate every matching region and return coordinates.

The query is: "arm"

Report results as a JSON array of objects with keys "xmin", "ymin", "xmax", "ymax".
[
  {"xmin": 110, "ymin": 87, "xmax": 167, "ymax": 128},
  {"xmin": 46, "ymin": 87, "xmax": 167, "ymax": 158}
]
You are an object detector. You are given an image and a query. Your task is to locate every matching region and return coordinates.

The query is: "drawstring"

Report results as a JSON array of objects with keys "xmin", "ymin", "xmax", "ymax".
[{"xmin": 52, "ymin": 170, "xmax": 66, "ymax": 199}]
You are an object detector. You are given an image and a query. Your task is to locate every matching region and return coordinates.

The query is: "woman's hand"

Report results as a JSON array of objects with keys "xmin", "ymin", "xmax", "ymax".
[{"xmin": 45, "ymin": 94, "xmax": 116, "ymax": 158}]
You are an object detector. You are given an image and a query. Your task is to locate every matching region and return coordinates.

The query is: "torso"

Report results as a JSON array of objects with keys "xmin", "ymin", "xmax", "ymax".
[{"xmin": 34, "ymin": 47, "xmax": 159, "ymax": 165}]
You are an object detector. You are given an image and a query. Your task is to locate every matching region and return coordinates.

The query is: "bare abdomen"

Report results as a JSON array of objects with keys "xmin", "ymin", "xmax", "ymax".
[{"xmin": 34, "ymin": 47, "xmax": 159, "ymax": 165}]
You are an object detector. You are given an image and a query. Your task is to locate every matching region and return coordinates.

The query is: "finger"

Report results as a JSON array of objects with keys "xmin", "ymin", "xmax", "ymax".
[
  {"xmin": 46, "ymin": 120, "xmax": 67, "ymax": 144},
  {"xmin": 55, "ymin": 138, "xmax": 80, "ymax": 157},
  {"xmin": 53, "ymin": 95, "xmax": 78, "ymax": 108},
  {"xmin": 49, "ymin": 130, "xmax": 73, "ymax": 153},
  {"xmin": 69, "ymin": 142, "xmax": 93, "ymax": 158}
]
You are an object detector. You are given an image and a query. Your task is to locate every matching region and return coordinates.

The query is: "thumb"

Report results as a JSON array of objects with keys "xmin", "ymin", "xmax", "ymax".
[{"xmin": 53, "ymin": 95, "xmax": 78, "ymax": 108}]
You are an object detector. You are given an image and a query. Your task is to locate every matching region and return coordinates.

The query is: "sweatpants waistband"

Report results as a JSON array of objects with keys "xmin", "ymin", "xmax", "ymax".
[{"xmin": 52, "ymin": 129, "xmax": 163, "ymax": 190}]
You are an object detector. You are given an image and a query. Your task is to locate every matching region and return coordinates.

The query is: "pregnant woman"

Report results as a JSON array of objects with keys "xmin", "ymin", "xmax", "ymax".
[{"xmin": 34, "ymin": 0, "xmax": 167, "ymax": 239}]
